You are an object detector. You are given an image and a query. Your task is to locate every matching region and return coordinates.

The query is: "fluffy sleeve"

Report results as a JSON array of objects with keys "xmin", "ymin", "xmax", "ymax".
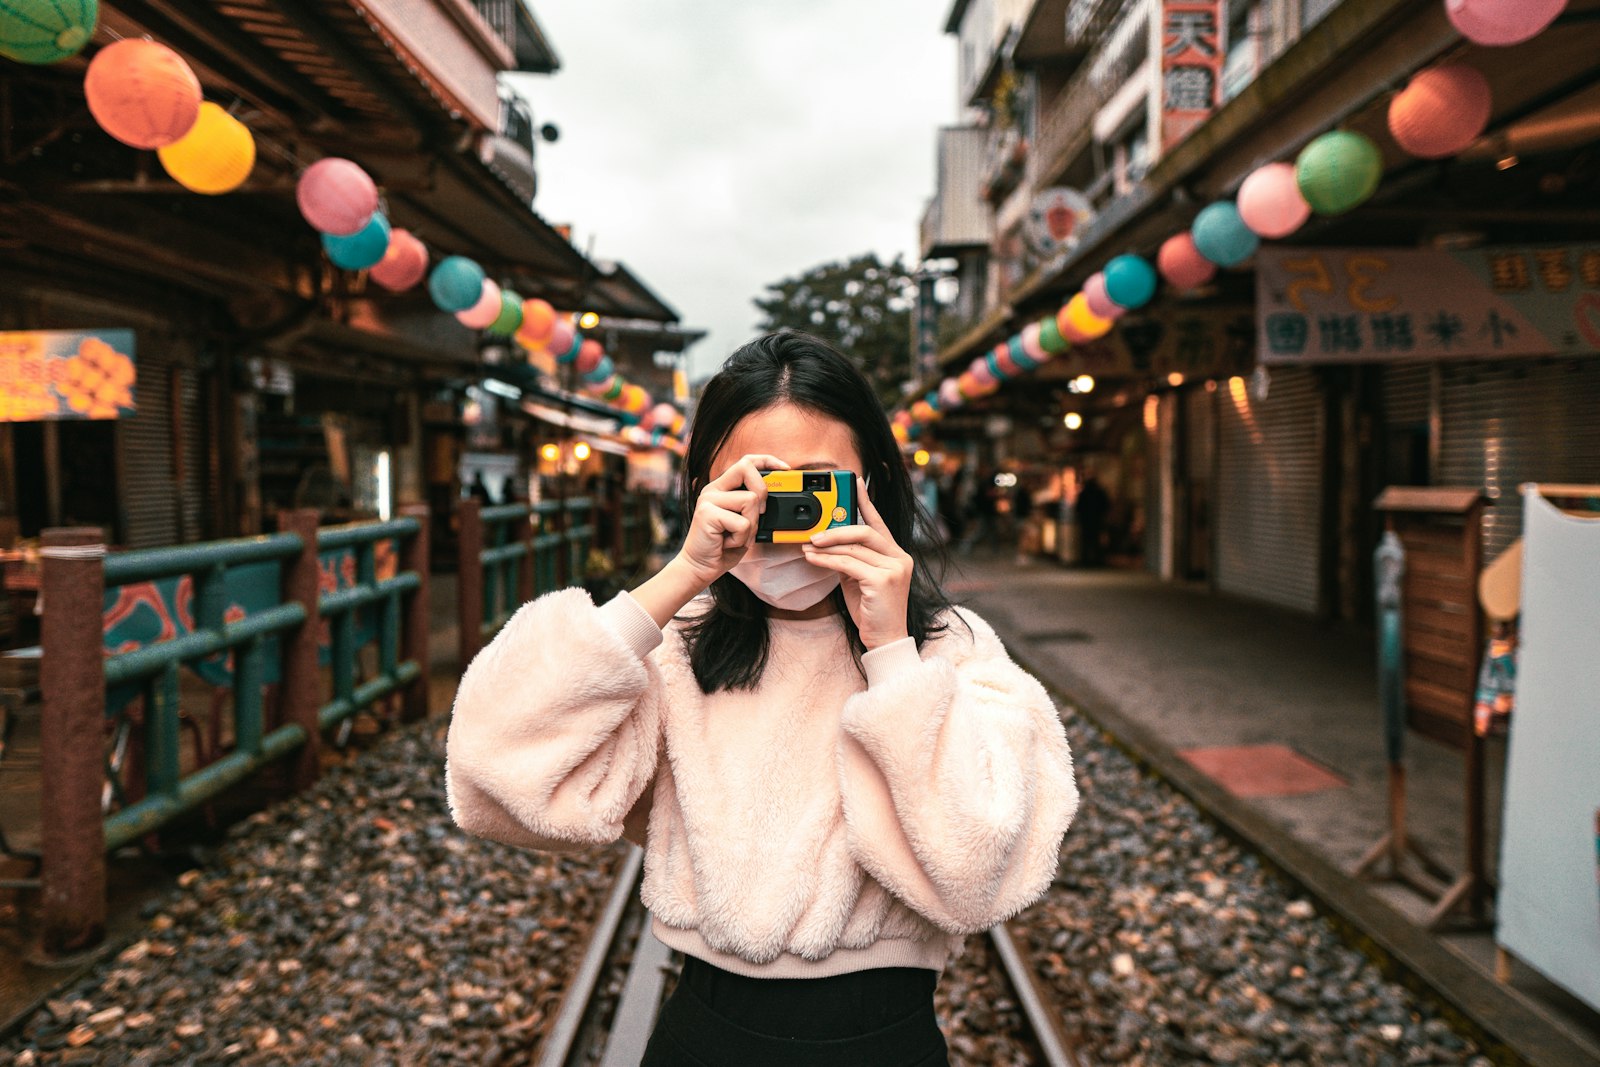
[
  {"xmin": 445, "ymin": 587, "xmax": 666, "ymax": 852},
  {"xmin": 837, "ymin": 607, "xmax": 1078, "ymax": 934}
]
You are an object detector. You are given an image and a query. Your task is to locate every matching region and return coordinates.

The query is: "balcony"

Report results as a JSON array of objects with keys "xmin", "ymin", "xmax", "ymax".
[
  {"xmin": 1035, "ymin": 2, "xmax": 1147, "ymax": 186},
  {"xmin": 921, "ymin": 127, "xmax": 990, "ymax": 258}
]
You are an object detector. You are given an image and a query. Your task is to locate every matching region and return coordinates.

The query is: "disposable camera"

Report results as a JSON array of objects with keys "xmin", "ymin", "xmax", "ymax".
[{"xmin": 756, "ymin": 470, "xmax": 858, "ymax": 543}]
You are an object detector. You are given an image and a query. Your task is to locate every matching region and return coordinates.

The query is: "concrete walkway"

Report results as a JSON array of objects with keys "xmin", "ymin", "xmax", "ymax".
[{"xmin": 949, "ymin": 556, "xmax": 1600, "ymax": 1066}]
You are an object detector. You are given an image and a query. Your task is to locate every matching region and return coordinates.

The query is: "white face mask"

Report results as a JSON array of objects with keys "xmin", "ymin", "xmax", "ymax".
[{"xmin": 729, "ymin": 541, "xmax": 841, "ymax": 611}]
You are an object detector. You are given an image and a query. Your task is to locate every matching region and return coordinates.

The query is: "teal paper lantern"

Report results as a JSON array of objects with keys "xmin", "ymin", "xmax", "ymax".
[
  {"xmin": 429, "ymin": 256, "xmax": 484, "ymax": 312},
  {"xmin": 321, "ymin": 211, "xmax": 391, "ymax": 271},
  {"xmin": 1191, "ymin": 202, "xmax": 1260, "ymax": 267},
  {"xmin": 486, "ymin": 288, "xmax": 523, "ymax": 337},
  {"xmin": 582, "ymin": 355, "xmax": 614, "ymax": 384},
  {"xmin": 1103, "ymin": 254, "xmax": 1158, "ymax": 310},
  {"xmin": 1296, "ymin": 130, "xmax": 1383, "ymax": 216},
  {"xmin": 0, "ymin": 0, "xmax": 96, "ymax": 64},
  {"xmin": 1007, "ymin": 335, "xmax": 1041, "ymax": 370}
]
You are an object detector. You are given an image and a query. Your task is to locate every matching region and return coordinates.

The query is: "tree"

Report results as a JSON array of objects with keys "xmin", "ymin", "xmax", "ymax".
[{"xmin": 752, "ymin": 253, "xmax": 917, "ymax": 394}]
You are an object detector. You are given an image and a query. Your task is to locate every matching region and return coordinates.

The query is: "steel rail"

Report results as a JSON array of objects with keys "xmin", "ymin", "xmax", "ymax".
[{"xmin": 989, "ymin": 922, "xmax": 1090, "ymax": 1067}]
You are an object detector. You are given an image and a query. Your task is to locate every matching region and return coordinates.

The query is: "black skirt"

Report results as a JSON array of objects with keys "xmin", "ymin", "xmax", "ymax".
[{"xmin": 640, "ymin": 954, "xmax": 950, "ymax": 1067}]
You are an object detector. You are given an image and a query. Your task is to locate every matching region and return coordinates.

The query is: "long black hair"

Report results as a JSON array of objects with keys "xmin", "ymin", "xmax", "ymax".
[{"xmin": 677, "ymin": 330, "xmax": 959, "ymax": 693}]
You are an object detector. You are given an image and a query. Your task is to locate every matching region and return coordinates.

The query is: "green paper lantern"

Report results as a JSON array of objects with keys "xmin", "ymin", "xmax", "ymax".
[
  {"xmin": 601, "ymin": 377, "xmax": 625, "ymax": 401},
  {"xmin": 1296, "ymin": 130, "xmax": 1383, "ymax": 217},
  {"xmin": 0, "ymin": 0, "xmax": 97, "ymax": 64},
  {"xmin": 486, "ymin": 288, "xmax": 523, "ymax": 337},
  {"xmin": 1038, "ymin": 316, "xmax": 1069, "ymax": 354}
]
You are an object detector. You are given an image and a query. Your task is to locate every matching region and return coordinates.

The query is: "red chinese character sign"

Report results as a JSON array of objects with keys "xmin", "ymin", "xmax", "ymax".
[
  {"xmin": 1256, "ymin": 246, "xmax": 1600, "ymax": 364},
  {"xmin": 0, "ymin": 329, "xmax": 136, "ymax": 421},
  {"xmin": 1162, "ymin": 0, "xmax": 1222, "ymax": 150}
]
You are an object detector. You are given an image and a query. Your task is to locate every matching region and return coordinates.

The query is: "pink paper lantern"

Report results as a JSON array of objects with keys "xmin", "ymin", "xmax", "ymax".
[
  {"xmin": 1157, "ymin": 232, "xmax": 1218, "ymax": 290},
  {"xmin": 968, "ymin": 357, "xmax": 997, "ymax": 386},
  {"xmin": 1083, "ymin": 272, "xmax": 1125, "ymax": 320},
  {"xmin": 1020, "ymin": 322, "xmax": 1049, "ymax": 362},
  {"xmin": 1388, "ymin": 65, "xmax": 1493, "ymax": 159},
  {"xmin": 939, "ymin": 378, "xmax": 965, "ymax": 409},
  {"xmin": 1446, "ymin": 0, "xmax": 1566, "ymax": 47},
  {"xmin": 1237, "ymin": 162, "xmax": 1312, "ymax": 239},
  {"xmin": 546, "ymin": 319, "xmax": 576, "ymax": 359},
  {"xmin": 455, "ymin": 279, "xmax": 502, "ymax": 330},
  {"xmin": 296, "ymin": 158, "xmax": 378, "ymax": 236},
  {"xmin": 368, "ymin": 228, "xmax": 428, "ymax": 291},
  {"xmin": 645, "ymin": 402, "xmax": 678, "ymax": 430}
]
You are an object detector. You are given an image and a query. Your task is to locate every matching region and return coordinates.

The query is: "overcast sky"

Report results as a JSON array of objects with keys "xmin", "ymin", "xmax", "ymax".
[{"xmin": 508, "ymin": 2, "xmax": 957, "ymax": 381}]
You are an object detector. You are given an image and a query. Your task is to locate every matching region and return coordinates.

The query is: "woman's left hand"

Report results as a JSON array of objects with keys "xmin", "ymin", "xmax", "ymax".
[{"xmin": 802, "ymin": 490, "xmax": 912, "ymax": 650}]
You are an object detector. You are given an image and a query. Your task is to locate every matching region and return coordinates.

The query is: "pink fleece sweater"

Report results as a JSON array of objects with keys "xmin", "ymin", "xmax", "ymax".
[{"xmin": 444, "ymin": 587, "xmax": 1078, "ymax": 979}]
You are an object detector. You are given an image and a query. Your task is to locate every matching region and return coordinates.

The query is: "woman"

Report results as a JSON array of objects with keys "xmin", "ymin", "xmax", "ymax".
[{"xmin": 446, "ymin": 331, "xmax": 1078, "ymax": 1066}]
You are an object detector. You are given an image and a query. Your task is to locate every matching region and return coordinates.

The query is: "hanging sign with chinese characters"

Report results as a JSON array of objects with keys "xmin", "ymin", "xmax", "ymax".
[
  {"xmin": 1256, "ymin": 245, "xmax": 1600, "ymax": 364},
  {"xmin": 1161, "ymin": 0, "xmax": 1222, "ymax": 150},
  {"xmin": 0, "ymin": 329, "xmax": 136, "ymax": 421}
]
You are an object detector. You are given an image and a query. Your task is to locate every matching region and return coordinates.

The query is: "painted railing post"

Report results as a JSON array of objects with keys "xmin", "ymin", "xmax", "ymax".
[
  {"xmin": 277, "ymin": 509, "xmax": 322, "ymax": 793},
  {"xmin": 458, "ymin": 499, "xmax": 484, "ymax": 669},
  {"xmin": 39, "ymin": 526, "xmax": 107, "ymax": 955},
  {"xmin": 400, "ymin": 504, "xmax": 430, "ymax": 723}
]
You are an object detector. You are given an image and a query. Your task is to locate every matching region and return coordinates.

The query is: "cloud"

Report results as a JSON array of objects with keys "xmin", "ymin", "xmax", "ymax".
[{"xmin": 510, "ymin": 1, "xmax": 954, "ymax": 380}]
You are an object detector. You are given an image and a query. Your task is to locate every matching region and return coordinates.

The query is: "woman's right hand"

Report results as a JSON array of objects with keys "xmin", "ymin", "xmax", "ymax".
[{"xmin": 675, "ymin": 453, "xmax": 789, "ymax": 587}]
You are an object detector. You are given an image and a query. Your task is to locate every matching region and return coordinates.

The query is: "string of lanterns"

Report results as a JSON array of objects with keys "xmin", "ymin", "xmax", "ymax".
[
  {"xmin": 0, "ymin": 0, "xmax": 686, "ymax": 449},
  {"xmin": 896, "ymin": 0, "xmax": 1569, "ymax": 438}
]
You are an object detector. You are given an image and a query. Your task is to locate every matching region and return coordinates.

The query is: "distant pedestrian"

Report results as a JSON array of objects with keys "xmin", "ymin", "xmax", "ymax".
[
  {"xmin": 1077, "ymin": 473, "xmax": 1110, "ymax": 568},
  {"xmin": 446, "ymin": 331, "xmax": 1078, "ymax": 1067}
]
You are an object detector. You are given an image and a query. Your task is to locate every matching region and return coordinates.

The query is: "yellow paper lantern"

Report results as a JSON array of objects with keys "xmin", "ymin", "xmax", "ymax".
[
  {"xmin": 157, "ymin": 101, "xmax": 255, "ymax": 194},
  {"xmin": 1064, "ymin": 293, "xmax": 1113, "ymax": 341}
]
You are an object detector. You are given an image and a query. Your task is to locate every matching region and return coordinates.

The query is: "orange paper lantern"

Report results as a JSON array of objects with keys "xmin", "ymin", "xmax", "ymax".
[
  {"xmin": 84, "ymin": 38, "xmax": 202, "ymax": 149},
  {"xmin": 157, "ymin": 101, "xmax": 254, "ymax": 194},
  {"xmin": 369, "ymin": 228, "xmax": 429, "ymax": 292},
  {"xmin": 517, "ymin": 298, "xmax": 558, "ymax": 348},
  {"xmin": 1388, "ymin": 65, "xmax": 1492, "ymax": 160}
]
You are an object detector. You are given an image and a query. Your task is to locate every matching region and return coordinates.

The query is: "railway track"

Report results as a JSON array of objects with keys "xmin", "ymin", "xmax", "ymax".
[{"xmin": 532, "ymin": 846, "xmax": 1088, "ymax": 1067}]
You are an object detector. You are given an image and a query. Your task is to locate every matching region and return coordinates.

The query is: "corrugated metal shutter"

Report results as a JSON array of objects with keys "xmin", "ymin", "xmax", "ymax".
[
  {"xmin": 1438, "ymin": 358, "xmax": 1600, "ymax": 562},
  {"xmin": 118, "ymin": 360, "xmax": 209, "ymax": 548},
  {"xmin": 1184, "ymin": 387, "xmax": 1216, "ymax": 578},
  {"xmin": 1215, "ymin": 367, "xmax": 1325, "ymax": 613},
  {"xmin": 1383, "ymin": 362, "xmax": 1431, "ymax": 426},
  {"xmin": 120, "ymin": 359, "xmax": 176, "ymax": 547}
]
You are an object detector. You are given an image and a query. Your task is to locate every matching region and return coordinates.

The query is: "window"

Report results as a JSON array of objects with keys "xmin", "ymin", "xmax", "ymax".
[{"xmin": 1222, "ymin": 2, "xmax": 1260, "ymax": 101}]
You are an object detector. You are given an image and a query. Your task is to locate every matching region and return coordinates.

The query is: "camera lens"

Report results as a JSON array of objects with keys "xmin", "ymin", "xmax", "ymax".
[{"xmin": 795, "ymin": 504, "xmax": 812, "ymax": 516}]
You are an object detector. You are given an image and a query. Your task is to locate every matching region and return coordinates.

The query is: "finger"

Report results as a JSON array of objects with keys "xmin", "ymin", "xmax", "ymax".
[
  {"xmin": 710, "ymin": 454, "xmax": 789, "ymax": 494},
  {"xmin": 798, "ymin": 548, "xmax": 883, "ymax": 585},
  {"xmin": 701, "ymin": 489, "xmax": 757, "ymax": 517},
  {"xmin": 808, "ymin": 525, "xmax": 887, "ymax": 552},
  {"xmin": 804, "ymin": 541, "xmax": 896, "ymax": 572}
]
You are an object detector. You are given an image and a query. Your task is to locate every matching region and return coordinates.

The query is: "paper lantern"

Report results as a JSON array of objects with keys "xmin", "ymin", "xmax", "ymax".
[
  {"xmin": 1006, "ymin": 335, "xmax": 1041, "ymax": 371},
  {"xmin": 485, "ymin": 287, "xmax": 522, "ymax": 335},
  {"xmin": 428, "ymin": 256, "xmax": 484, "ymax": 313},
  {"xmin": 1063, "ymin": 293, "xmax": 1114, "ymax": 341},
  {"xmin": 1103, "ymin": 255, "xmax": 1158, "ymax": 310},
  {"xmin": 322, "ymin": 212, "xmax": 391, "ymax": 271},
  {"xmin": 582, "ymin": 354, "xmax": 614, "ymax": 384},
  {"xmin": 1083, "ymin": 272, "xmax": 1117, "ymax": 320},
  {"xmin": 1158, "ymin": 232, "xmax": 1218, "ymax": 290},
  {"xmin": 923, "ymin": 389, "xmax": 944, "ymax": 413},
  {"xmin": 892, "ymin": 410, "xmax": 913, "ymax": 428},
  {"xmin": 621, "ymin": 385, "xmax": 649, "ymax": 414},
  {"xmin": 1237, "ymin": 162, "xmax": 1311, "ymax": 239},
  {"xmin": 367, "ymin": 229, "xmax": 428, "ymax": 292},
  {"xmin": 1296, "ymin": 130, "xmax": 1383, "ymax": 216},
  {"xmin": 1020, "ymin": 322, "xmax": 1049, "ymax": 362},
  {"xmin": 555, "ymin": 331, "xmax": 584, "ymax": 364},
  {"xmin": 911, "ymin": 400, "xmax": 938, "ymax": 422},
  {"xmin": 546, "ymin": 320, "xmax": 576, "ymax": 358},
  {"xmin": 1191, "ymin": 202, "xmax": 1260, "ymax": 267},
  {"xmin": 1446, "ymin": 0, "xmax": 1566, "ymax": 46},
  {"xmin": 595, "ymin": 376, "xmax": 624, "ymax": 401},
  {"xmin": 575, "ymin": 340, "xmax": 605, "ymax": 375},
  {"xmin": 296, "ymin": 158, "xmax": 378, "ymax": 236},
  {"xmin": 456, "ymin": 279, "xmax": 503, "ymax": 330},
  {"xmin": 84, "ymin": 39, "xmax": 201, "ymax": 150},
  {"xmin": 646, "ymin": 402, "xmax": 678, "ymax": 430},
  {"xmin": 1388, "ymin": 65, "xmax": 1493, "ymax": 159},
  {"xmin": 939, "ymin": 378, "xmax": 965, "ymax": 409},
  {"xmin": 156, "ymin": 101, "xmax": 254, "ymax": 194},
  {"xmin": 671, "ymin": 414, "xmax": 687, "ymax": 436},
  {"xmin": 0, "ymin": 0, "xmax": 96, "ymax": 64},
  {"xmin": 517, "ymin": 298, "xmax": 557, "ymax": 348},
  {"xmin": 956, "ymin": 371, "xmax": 981, "ymax": 398},
  {"xmin": 892, "ymin": 423, "xmax": 910, "ymax": 445},
  {"xmin": 1038, "ymin": 316, "xmax": 1069, "ymax": 354},
  {"xmin": 969, "ymin": 357, "xmax": 997, "ymax": 386}
]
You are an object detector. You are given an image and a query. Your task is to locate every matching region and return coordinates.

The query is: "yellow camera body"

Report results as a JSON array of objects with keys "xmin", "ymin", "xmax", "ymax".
[{"xmin": 756, "ymin": 470, "xmax": 858, "ymax": 543}]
